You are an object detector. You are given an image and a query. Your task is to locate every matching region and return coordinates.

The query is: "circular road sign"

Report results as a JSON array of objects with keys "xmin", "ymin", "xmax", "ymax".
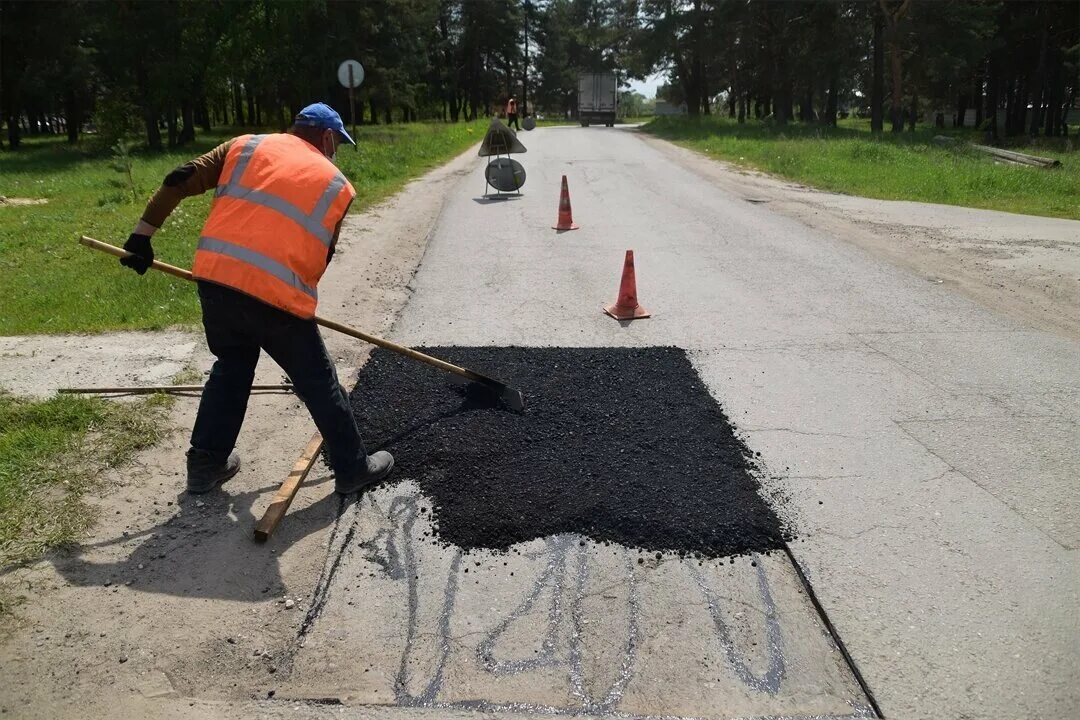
[
  {"xmin": 337, "ymin": 59, "xmax": 365, "ymax": 89},
  {"xmin": 485, "ymin": 158, "xmax": 527, "ymax": 192}
]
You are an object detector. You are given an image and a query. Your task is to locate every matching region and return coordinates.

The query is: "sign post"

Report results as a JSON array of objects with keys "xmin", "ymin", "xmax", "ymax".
[{"xmin": 336, "ymin": 59, "xmax": 365, "ymax": 149}]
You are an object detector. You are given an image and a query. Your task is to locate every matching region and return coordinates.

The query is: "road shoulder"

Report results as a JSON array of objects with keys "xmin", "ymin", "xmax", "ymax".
[{"xmin": 0, "ymin": 145, "xmax": 482, "ymax": 718}]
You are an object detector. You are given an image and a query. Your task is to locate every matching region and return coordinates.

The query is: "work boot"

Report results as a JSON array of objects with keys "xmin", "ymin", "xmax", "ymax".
[
  {"xmin": 335, "ymin": 451, "xmax": 394, "ymax": 496},
  {"xmin": 186, "ymin": 449, "xmax": 241, "ymax": 494}
]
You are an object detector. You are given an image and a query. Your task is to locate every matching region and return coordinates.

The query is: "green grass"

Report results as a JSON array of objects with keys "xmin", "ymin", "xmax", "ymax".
[
  {"xmin": 0, "ymin": 120, "xmax": 485, "ymax": 335},
  {"xmin": 642, "ymin": 116, "xmax": 1080, "ymax": 220},
  {"xmin": 0, "ymin": 392, "xmax": 169, "ymax": 568}
]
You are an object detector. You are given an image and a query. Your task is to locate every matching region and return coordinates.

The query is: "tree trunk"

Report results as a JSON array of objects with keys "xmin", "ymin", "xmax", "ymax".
[
  {"xmin": 143, "ymin": 109, "xmax": 162, "ymax": 151},
  {"xmin": 1004, "ymin": 78, "xmax": 1017, "ymax": 135},
  {"xmin": 6, "ymin": 113, "xmax": 20, "ymax": 149},
  {"xmin": 738, "ymin": 92, "xmax": 747, "ymax": 123},
  {"xmin": 1009, "ymin": 79, "xmax": 1027, "ymax": 137},
  {"xmin": 63, "ymin": 88, "xmax": 80, "ymax": 144},
  {"xmin": 985, "ymin": 52, "xmax": 999, "ymax": 143},
  {"xmin": 199, "ymin": 95, "xmax": 211, "ymax": 132},
  {"xmin": 179, "ymin": 100, "xmax": 195, "ymax": 144},
  {"xmin": 887, "ymin": 38, "xmax": 903, "ymax": 132},
  {"xmin": 233, "ymin": 81, "xmax": 244, "ymax": 126},
  {"xmin": 775, "ymin": 81, "xmax": 793, "ymax": 125},
  {"xmin": 871, "ymin": 12, "xmax": 885, "ymax": 134},
  {"xmin": 824, "ymin": 74, "xmax": 838, "ymax": 126},
  {"xmin": 956, "ymin": 92, "xmax": 967, "ymax": 128},
  {"xmin": 908, "ymin": 92, "xmax": 917, "ymax": 131},
  {"xmin": 245, "ymin": 83, "xmax": 256, "ymax": 127},
  {"xmin": 1043, "ymin": 73, "xmax": 1058, "ymax": 136},
  {"xmin": 771, "ymin": 35, "xmax": 791, "ymax": 125},
  {"xmin": 680, "ymin": 60, "xmax": 701, "ymax": 118},
  {"xmin": 800, "ymin": 84, "xmax": 814, "ymax": 122},
  {"xmin": 167, "ymin": 110, "xmax": 178, "ymax": 147},
  {"xmin": 1029, "ymin": 6, "xmax": 1048, "ymax": 138},
  {"xmin": 879, "ymin": 0, "xmax": 911, "ymax": 133},
  {"xmin": 1029, "ymin": 86, "xmax": 1044, "ymax": 138},
  {"xmin": 1061, "ymin": 88, "xmax": 1075, "ymax": 137},
  {"xmin": 973, "ymin": 65, "xmax": 984, "ymax": 128}
]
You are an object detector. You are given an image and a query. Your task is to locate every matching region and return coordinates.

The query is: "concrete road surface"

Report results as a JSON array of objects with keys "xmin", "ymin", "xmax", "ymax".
[{"xmin": 287, "ymin": 126, "xmax": 1078, "ymax": 719}]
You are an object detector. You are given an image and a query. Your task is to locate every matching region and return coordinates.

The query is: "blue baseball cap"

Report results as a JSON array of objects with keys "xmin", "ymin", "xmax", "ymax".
[{"xmin": 294, "ymin": 102, "xmax": 355, "ymax": 145}]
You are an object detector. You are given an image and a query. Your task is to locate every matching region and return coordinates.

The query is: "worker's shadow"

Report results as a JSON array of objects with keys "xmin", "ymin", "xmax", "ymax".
[
  {"xmin": 48, "ymin": 475, "xmax": 346, "ymax": 602},
  {"xmin": 48, "ymin": 390, "xmax": 492, "ymax": 602}
]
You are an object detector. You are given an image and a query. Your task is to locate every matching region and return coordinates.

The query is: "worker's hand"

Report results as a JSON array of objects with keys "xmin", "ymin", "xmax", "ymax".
[{"xmin": 119, "ymin": 233, "xmax": 154, "ymax": 275}]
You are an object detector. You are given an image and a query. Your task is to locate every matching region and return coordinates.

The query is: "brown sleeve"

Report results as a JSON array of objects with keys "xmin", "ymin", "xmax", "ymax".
[
  {"xmin": 327, "ymin": 197, "xmax": 354, "ymax": 264},
  {"xmin": 140, "ymin": 140, "xmax": 233, "ymax": 229}
]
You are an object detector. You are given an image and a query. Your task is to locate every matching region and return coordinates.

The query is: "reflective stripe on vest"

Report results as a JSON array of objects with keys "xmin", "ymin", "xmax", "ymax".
[
  {"xmin": 197, "ymin": 236, "xmax": 317, "ymax": 300},
  {"xmin": 213, "ymin": 135, "xmax": 348, "ymax": 247}
]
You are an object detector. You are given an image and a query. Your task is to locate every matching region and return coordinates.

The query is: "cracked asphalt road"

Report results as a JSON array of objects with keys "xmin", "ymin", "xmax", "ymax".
[{"xmin": 294, "ymin": 125, "xmax": 1076, "ymax": 720}]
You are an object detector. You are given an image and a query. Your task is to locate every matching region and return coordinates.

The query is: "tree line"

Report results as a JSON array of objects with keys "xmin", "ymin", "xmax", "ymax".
[
  {"xmin": 635, "ymin": 0, "xmax": 1078, "ymax": 143},
  {"xmin": 1, "ymin": 0, "xmax": 1077, "ymax": 151}
]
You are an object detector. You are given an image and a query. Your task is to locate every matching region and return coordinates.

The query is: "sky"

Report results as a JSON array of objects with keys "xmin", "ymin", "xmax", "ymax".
[{"xmin": 626, "ymin": 71, "xmax": 666, "ymax": 99}]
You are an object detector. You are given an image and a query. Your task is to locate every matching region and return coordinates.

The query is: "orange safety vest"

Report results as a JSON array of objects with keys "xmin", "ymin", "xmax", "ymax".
[{"xmin": 192, "ymin": 133, "xmax": 355, "ymax": 319}]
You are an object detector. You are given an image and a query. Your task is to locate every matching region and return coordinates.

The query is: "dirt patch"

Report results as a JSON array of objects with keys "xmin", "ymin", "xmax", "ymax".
[
  {"xmin": 349, "ymin": 346, "xmax": 788, "ymax": 556},
  {"xmin": 0, "ymin": 331, "xmax": 200, "ymax": 398},
  {"xmin": 0, "ymin": 196, "xmax": 48, "ymax": 206}
]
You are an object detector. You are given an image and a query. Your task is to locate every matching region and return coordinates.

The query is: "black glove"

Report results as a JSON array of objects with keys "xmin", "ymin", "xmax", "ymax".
[{"xmin": 119, "ymin": 233, "xmax": 154, "ymax": 275}]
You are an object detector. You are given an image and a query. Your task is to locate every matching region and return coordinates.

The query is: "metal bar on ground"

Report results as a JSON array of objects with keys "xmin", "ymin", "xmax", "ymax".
[
  {"xmin": 782, "ymin": 543, "xmax": 885, "ymax": 718},
  {"xmin": 59, "ymin": 384, "xmax": 293, "ymax": 394},
  {"xmin": 253, "ymin": 432, "xmax": 324, "ymax": 542}
]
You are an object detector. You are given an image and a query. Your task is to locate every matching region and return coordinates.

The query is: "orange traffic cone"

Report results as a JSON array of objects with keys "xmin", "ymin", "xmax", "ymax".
[
  {"xmin": 604, "ymin": 250, "xmax": 651, "ymax": 320},
  {"xmin": 552, "ymin": 175, "xmax": 579, "ymax": 231}
]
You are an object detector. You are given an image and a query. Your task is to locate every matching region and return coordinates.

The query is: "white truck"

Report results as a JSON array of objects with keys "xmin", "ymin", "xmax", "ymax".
[{"xmin": 577, "ymin": 73, "xmax": 617, "ymax": 127}]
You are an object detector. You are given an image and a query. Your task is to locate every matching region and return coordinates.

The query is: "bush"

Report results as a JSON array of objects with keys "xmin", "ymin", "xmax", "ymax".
[{"xmin": 92, "ymin": 94, "xmax": 140, "ymax": 149}]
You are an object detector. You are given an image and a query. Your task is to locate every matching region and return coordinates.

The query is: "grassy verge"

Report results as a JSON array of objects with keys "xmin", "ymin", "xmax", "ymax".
[
  {"xmin": 642, "ymin": 116, "xmax": 1080, "ymax": 220},
  {"xmin": 0, "ymin": 392, "xmax": 169, "ymax": 569},
  {"xmin": 0, "ymin": 120, "xmax": 485, "ymax": 335}
]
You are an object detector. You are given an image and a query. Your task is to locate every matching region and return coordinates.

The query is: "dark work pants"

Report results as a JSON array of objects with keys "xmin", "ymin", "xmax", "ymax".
[
  {"xmin": 190, "ymin": 281, "xmax": 367, "ymax": 482},
  {"xmin": 507, "ymin": 113, "xmax": 519, "ymax": 130}
]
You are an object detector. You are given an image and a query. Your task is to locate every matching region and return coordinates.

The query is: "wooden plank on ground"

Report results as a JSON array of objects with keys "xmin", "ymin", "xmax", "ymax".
[{"xmin": 253, "ymin": 432, "xmax": 324, "ymax": 542}]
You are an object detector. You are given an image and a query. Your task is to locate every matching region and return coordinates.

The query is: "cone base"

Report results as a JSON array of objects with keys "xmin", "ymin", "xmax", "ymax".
[
  {"xmin": 552, "ymin": 222, "xmax": 579, "ymax": 231},
  {"xmin": 603, "ymin": 303, "xmax": 651, "ymax": 321}
]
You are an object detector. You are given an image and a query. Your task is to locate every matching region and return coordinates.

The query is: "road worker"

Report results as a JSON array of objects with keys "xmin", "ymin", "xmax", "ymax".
[
  {"xmin": 506, "ymin": 96, "xmax": 519, "ymax": 131},
  {"xmin": 119, "ymin": 102, "xmax": 393, "ymax": 495}
]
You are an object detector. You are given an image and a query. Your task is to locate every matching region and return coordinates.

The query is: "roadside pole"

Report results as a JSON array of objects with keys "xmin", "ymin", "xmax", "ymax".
[
  {"xmin": 337, "ymin": 59, "xmax": 365, "ymax": 151},
  {"xmin": 349, "ymin": 65, "xmax": 356, "ymax": 141}
]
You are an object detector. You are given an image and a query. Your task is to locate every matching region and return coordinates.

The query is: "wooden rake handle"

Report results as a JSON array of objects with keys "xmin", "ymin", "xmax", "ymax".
[
  {"xmin": 80, "ymin": 235, "xmax": 194, "ymax": 281},
  {"xmin": 79, "ymin": 235, "xmax": 487, "ymax": 385}
]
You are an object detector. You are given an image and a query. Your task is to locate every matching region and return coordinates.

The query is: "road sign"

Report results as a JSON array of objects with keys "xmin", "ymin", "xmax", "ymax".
[
  {"xmin": 337, "ymin": 60, "xmax": 365, "ymax": 148},
  {"xmin": 337, "ymin": 60, "xmax": 365, "ymax": 89},
  {"xmin": 485, "ymin": 158, "xmax": 527, "ymax": 193}
]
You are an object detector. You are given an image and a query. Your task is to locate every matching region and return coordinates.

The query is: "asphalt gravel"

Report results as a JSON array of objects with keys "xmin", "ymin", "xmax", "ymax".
[{"xmin": 349, "ymin": 346, "xmax": 789, "ymax": 557}]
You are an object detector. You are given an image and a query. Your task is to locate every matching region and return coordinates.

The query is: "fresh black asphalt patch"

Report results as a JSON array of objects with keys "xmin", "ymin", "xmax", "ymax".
[{"xmin": 349, "ymin": 346, "xmax": 790, "ymax": 557}]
